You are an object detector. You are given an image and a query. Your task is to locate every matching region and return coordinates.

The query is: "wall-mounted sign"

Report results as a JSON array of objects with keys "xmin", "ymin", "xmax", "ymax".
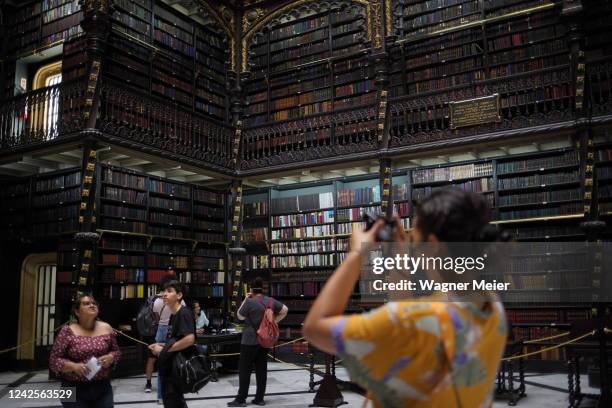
[{"xmin": 449, "ymin": 94, "xmax": 501, "ymax": 129}]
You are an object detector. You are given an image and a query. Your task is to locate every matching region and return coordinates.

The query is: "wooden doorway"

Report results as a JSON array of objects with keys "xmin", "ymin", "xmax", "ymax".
[{"xmin": 17, "ymin": 253, "xmax": 57, "ymax": 365}]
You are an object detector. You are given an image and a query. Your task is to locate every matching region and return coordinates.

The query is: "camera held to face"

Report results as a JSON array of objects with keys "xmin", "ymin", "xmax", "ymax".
[{"xmin": 362, "ymin": 213, "xmax": 398, "ymax": 242}]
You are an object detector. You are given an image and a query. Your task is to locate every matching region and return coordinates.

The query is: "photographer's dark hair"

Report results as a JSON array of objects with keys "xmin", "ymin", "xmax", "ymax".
[
  {"xmin": 251, "ymin": 277, "xmax": 264, "ymax": 294},
  {"xmin": 71, "ymin": 293, "xmax": 97, "ymax": 322},
  {"xmin": 416, "ymin": 188, "xmax": 508, "ymax": 242},
  {"xmin": 163, "ymin": 280, "xmax": 186, "ymax": 296}
]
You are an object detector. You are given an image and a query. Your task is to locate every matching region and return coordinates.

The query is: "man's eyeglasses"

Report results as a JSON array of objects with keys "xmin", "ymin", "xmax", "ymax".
[{"xmin": 81, "ymin": 301, "xmax": 98, "ymax": 307}]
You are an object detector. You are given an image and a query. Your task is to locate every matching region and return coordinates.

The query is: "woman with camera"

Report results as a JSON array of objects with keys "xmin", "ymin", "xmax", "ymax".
[{"xmin": 304, "ymin": 188, "xmax": 508, "ymax": 408}]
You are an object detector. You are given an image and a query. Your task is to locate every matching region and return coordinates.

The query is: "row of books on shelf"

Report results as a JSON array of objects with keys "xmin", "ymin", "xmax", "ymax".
[
  {"xmin": 271, "ymin": 192, "xmax": 334, "ymax": 214},
  {"xmin": 489, "ymin": 39, "xmax": 567, "ymax": 66},
  {"xmin": 146, "ymin": 255, "xmax": 189, "ymax": 269},
  {"xmin": 498, "ymin": 202, "xmax": 583, "ymax": 220},
  {"xmin": 149, "ymin": 180, "xmax": 189, "ymax": 198},
  {"xmin": 32, "ymin": 205, "xmax": 79, "ymax": 223},
  {"xmin": 400, "ymin": 0, "xmax": 476, "ymax": 18},
  {"xmin": 36, "ymin": 172, "xmax": 81, "ymax": 192},
  {"xmin": 498, "ymin": 188, "xmax": 581, "ymax": 207},
  {"xmin": 498, "ymin": 170, "xmax": 579, "ymax": 190},
  {"xmin": 243, "ymin": 228, "xmax": 267, "ymax": 242},
  {"xmin": 270, "ymin": 254, "xmax": 335, "ymax": 268},
  {"xmin": 100, "ymin": 219, "xmax": 147, "ymax": 234},
  {"xmin": 407, "ymin": 70, "xmax": 486, "ymax": 93},
  {"xmin": 177, "ymin": 271, "xmax": 225, "ymax": 284},
  {"xmin": 42, "ymin": 0, "xmax": 79, "ymax": 24},
  {"xmin": 270, "ymin": 239, "xmax": 336, "ymax": 254},
  {"xmin": 405, "ymin": 12, "xmax": 480, "ymax": 39},
  {"xmin": 505, "ymin": 254, "xmax": 587, "ymax": 273},
  {"xmin": 271, "ymin": 225, "xmax": 334, "ymax": 240},
  {"xmin": 406, "ymin": 57, "xmax": 482, "ymax": 83},
  {"xmin": 600, "ymin": 202, "xmax": 612, "ymax": 214},
  {"xmin": 31, "ymin": 219, "xmax": 79, "ymax": 235},
  {"xmin": 498, "ymin": 151, "xmax": 579, "ymax": 174},
  {"xmin": 102, "ymin": 205, "xmax": 146, "ymax": 220},
  {"xmin": 195, "ymin": 247, "xmax": 225, "ymax": 257},
  {"xmin": 271, "ymin": 282, "xmax": 325, "ymax": 297},
  {"xmin": 337, "ymin": 205, "xmax": 380, "ymax": 222},
  {"xmin": 505, "ymin": 224, "xmax": 583, "ymax": 240},
  {"xmin": 408, "ymin": 1, "xmax": 480, "ymax": 30},
  {"xmin": 393, "ymin": 201, "xmax": 412, "ymax": 217},
  {"xmin": 242, "ymin": 201, "xmax": 270, "ymax": 217},
  {"xmin": 41, "ymin": 13, "xmax": 82, "ymax": 43},
  {"xmin": 487, "ymin": 25, "xmax": 566, "ymax": 53},
  {"xmin": 102, "ymin": 284, "xmax": 146, "ymax": 300},
  {"xmin": 269, "ymin": 101, "xmax": 332, "ymax": 121},
  {"xmin": 103, "ymin": 187, "xmax": 147, "ymax": 205},
  {"xmin": 413, "ymin": 178, "xmax": 493, "ymax": 199},
  {"xmin": 503, "ymin": 273, "xmax": 590, "ymax": 290},
  {"xmin": 597, "ymin": 149, "xmax": 612, "ymax": 162},
  {"xmin": 271, "ymin": 210, "xmax": 334, "ymax": 227},
  {"xmin": 491, "ymin": 55, "xmax": 569, "ymax": 79},
  {"xmin": 268, "ymin": 15, "xmax": 329, "ymax": 41},
  {"xmin": 246, "ymin": 255, "xmax": 269, "ymax": 270},
  {"xmin": 190, "ymin": 286, "xmax": 224, "ymax": 297},
  {"xmin": 149, "ymin": 212, "xmax": 190, "ymax": 226},
  {"xmin": 337, "ymin": 221, "xmax": 366, "ymax": 235},
  {"xmin": 100, "ymin": 268, "xmax": 145, "ymax": 283},
  {"xmin": 598, "ymin": 167, "xmax": 612, "ymax": 179},
  {"xmin": 412, "ymin": 163, "xmax": 492, "ymax": 184},
  {"xmin": 101, "ymin": 254, "xmax": 145, "ymax": 267},
  {"xmin": 194, "ymin": 231, "xmax": 224, "ymax": 242},
  {"xmin": 192, "ymin": 257, "xmax": 224, "ymax": 270},
  {"xmin": 337, "ymin": 186, "xmax": 380, "ymax": 207}
]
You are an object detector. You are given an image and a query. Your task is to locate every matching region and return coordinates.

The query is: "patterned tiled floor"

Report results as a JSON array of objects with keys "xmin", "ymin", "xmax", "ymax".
[{"xmin": 0, "ymin": 363, "xmax": 600, "ymax": 407}]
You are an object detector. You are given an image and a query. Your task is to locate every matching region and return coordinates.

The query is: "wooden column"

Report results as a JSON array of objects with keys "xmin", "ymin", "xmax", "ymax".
[
  {"xmin": 80, "ymin": 0, "xmax": 111, "ymax": 128},
  {"xmin": 227, "ymin": 180, "xmax": 246, "ymax": 320},
  {"xmin": 75, "ymin": 141, "xmax": 100, "ymax": 296}
]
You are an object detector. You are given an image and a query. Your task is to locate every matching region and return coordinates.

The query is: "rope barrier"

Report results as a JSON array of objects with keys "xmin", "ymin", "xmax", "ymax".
[
  {"xmin": 501, "ymin": 330, "xmax": 596, "ymax": 361},
  {"xmin": 523, "ymin": 331, "xmax": 570, "ymax": 344},
  {"xmin": 113, "ymin": 329, "xmax": 307, "ymax": 358},
  {"xmin": 0, "ymin": 321, "xmax": 68, "ymax": 355}
]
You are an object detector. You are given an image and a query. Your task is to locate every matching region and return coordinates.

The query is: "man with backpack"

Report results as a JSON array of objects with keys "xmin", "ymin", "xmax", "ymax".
[
  {"xmin": 140, "ymin": 274, "xmax": 184, "ymax": 403},
  {"xmin": 149, "ymin": 280, "xmax": 196, "ymax": 408},
  {"xmin": 227, "ymin": 277, "xmax": 288, "ymax": 407}
]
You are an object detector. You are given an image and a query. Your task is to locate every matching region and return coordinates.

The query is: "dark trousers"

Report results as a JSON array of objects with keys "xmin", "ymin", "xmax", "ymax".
[
  {"xmin": 236, "ymin": 344, "xmax": 268, "ymax": 402},
  {"xmin": 162, "ymin": 377, "xmax": 187, "ymax": 408},
  {"xmin": 60, "ymin": 380, "xmax": 113, "ymax": 408}
]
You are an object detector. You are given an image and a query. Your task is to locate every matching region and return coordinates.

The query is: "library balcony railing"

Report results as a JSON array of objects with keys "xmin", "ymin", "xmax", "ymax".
[
  {"xmin": 0, "ymin": 79, "xmax": 87, "ymax": 151},
  {"xmin": 239, "ymin": 103, "xmax": 379, "ymax": 172},
  {"xmin": 389, "ymin": 65, "xmax": 576, "ymax": 150},
  {"xmin": 589, "ymin": 56, "xmax": 612, "ymax": 119},
  {"xmin": 96, "ymin": 78, "xmax": 234, "ymax": 172}
]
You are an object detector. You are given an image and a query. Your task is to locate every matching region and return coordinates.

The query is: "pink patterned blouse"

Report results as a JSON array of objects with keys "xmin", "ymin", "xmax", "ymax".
[{"xmin": 49, "ymin": 325, "xmax": 121, "ymax": 382}]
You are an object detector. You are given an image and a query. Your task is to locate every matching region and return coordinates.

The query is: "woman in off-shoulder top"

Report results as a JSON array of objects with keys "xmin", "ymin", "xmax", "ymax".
[{"xmin": 49, "ymin": 294, "xmax": 121, "ymax": 407}]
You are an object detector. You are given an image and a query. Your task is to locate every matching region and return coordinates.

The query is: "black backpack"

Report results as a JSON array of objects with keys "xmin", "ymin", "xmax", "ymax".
[
  {"xmin": 136, "ymin": 294, "xmax": 161, "ymax": 337},
  {"xmin": 172, "ymin": 345, "xmax": 212, "ymax": 393}
]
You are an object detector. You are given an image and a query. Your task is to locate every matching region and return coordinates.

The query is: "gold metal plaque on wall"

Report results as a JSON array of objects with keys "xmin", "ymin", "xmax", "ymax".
[{"xmin": 449, "ymin": 94, "xmax": 501, "ymax": 129}]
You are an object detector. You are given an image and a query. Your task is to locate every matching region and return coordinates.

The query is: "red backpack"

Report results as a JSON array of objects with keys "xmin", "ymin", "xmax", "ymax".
[{"xmin": 256, "ymin": 298, "xmax": 279, "ymax": 348}]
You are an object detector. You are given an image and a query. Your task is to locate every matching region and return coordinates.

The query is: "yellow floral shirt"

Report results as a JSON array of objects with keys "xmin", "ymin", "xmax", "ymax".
[{"xmin": 331, "ymin": 300, "xmax": 507, "ymax": 408}]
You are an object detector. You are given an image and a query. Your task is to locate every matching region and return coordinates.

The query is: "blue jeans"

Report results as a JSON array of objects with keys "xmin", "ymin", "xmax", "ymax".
[{"xmin": 155, "ymin": 324, "xmax": 169, "ymax": 400}]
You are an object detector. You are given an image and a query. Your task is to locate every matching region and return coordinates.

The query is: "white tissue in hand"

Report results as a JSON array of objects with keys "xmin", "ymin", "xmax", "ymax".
[{"xmin": 85, "ymin": 357, "xmax": 101, "ymax": 380}]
